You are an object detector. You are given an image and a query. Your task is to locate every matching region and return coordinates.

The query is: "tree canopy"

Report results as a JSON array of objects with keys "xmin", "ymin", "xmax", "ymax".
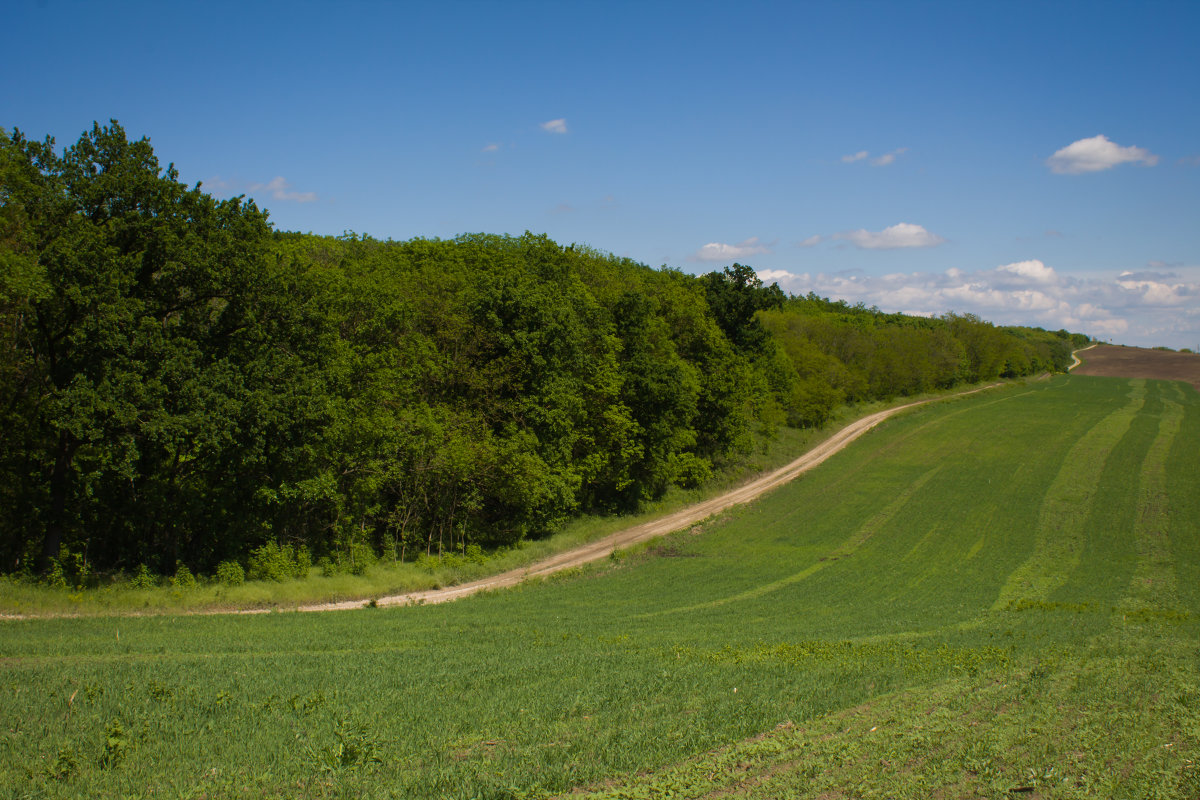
[{"xmin": 0, "ymin": 122, "xmax": 1086, "ymax": 579}]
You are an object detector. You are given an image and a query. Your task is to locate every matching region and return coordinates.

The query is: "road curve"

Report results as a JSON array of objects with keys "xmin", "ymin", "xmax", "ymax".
[
  {"xmin": 1068, "ymin": 343, "xmax": 1098, "ymax": 371},
  {"xmin": 296, "ymin": 383, "xmax": 1003, "ymax": 613}
]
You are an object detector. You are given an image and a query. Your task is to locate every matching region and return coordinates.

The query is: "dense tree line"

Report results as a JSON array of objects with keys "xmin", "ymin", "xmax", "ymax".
[
  {"xmin": 0, "ymin": 122, "xmax": 1086, "ymax": 579},
  {"xmin": 760, "ymin": 294, "xmax": 1086, "ymax": 427}
]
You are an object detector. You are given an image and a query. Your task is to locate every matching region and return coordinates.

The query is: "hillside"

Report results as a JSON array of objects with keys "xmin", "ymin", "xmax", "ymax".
[
  {"xmin": 2, "ymin": 122, "xmax": 1084, "ymax": 587},
  {"xmin": 4, "ymin": 374, "xmax": 1197, "ymax": 798},
  {"xmin": 1074, "ymin": 344, "xmax": 1200, "ymax": 390}
]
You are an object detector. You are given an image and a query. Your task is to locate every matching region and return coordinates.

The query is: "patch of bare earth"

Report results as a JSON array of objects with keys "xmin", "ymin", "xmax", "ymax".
[{"xmin": 1072, "ymin": 344, "xmax": 1200, "ymax": 390}]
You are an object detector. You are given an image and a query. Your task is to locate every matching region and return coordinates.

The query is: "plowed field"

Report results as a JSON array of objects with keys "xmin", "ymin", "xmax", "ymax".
[{"xmin": 1074, "ymin": 344, "xmax": 1200, "ymax": 390}]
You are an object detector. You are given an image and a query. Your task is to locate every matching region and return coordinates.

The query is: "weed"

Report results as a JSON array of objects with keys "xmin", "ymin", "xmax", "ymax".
[
  {"xmin": 99, "ymin": 720, "xmax": 128, "ymax": 769},
  {"xmin": 307, "ymin": 717, "xmax": 383, "ymax": 772},
  {"xmin": 43, "ymin": 747, "xmax": 77, "ymax": 781}
]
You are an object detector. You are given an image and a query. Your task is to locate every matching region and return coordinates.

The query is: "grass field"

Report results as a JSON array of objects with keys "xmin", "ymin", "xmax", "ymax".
[{"xmin": 3, "ymin": 375, "xmax": 1198, "ymax": 799}]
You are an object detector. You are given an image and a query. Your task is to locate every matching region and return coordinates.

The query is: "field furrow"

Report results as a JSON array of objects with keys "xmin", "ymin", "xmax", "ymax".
[{"xmin": 990, "ymin": 380, "xmax": 1146, "ymax": 611}]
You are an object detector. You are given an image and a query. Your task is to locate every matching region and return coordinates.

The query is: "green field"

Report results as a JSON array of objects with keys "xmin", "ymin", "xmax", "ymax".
[{"xmin": 3, "ymin": 375, "xmax": 1198, "ymax": 799}]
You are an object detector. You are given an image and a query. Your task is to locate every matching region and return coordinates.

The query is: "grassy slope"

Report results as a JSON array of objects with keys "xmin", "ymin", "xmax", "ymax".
[{"xmin": 2, "ymin": 376, "xmax": 1198, "ymax": 799}]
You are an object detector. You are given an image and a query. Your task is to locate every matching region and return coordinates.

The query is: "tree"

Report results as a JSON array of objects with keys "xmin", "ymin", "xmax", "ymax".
[
  {"xmin": 699, "ymin": 263, "xmax": 784, "ymax": 351},
  {"xmin": 0, "ymin": 121, "xmax": 279, "ymax": 572}
]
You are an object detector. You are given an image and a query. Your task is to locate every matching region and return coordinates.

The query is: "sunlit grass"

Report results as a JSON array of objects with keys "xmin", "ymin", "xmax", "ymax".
[{"xmin": 5, "ymin": 376, "xmax": 1195, "ymax": 798}]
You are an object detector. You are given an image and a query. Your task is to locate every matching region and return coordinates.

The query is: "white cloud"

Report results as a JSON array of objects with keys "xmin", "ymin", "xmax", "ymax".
[
  {"xmin": 797, "ymin": 235, "xmax": 823, "ymax": 248},
  {"xmin": 834, "ymin": 222, "xmax": 945, "ymax": 250},
  {"xmin": 249, "ymin": 176, "xmax": 317, "ymax": 203},
  {"xmin": 841, "ymin": 148, "xmax": 906, "ymax": 166},
  {"xmin": 997, "ymin": 259, "xmax": 1057, "ymax": 283},
  {"xmin": 756, "ymin": 269, "xmax": 795, "ymax": 282},
  {"xmin": 540, "ymin": 118, "xmax": 568, "ymax": 134},
  {"xmin": 1115, "ymin": 271, "xmax": 1193, "ymax": 305},
  {"xmin": 1046, "ymin": 135, "xmax": 1159, "ymax": 174},
  {"xmin": 757, "ymin": 260, "xmax": 1200, "ymax": 348},
  {"xmin": 203, "ymin": 176, "xmax": 235, "ymax": 194},
  {"xmin": 692, "ymin": 236, "xmax": 773, "ymax": 262},
  {"xmin": 482, "ymin": 143, "xmax": 500, "ymax": 152},
  {"xmin": 870, "ymin": 147, "xmax": 907, "ymax": 167}
]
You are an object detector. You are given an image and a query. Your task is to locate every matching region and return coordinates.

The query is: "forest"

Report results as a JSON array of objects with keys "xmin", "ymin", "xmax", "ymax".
[{"xmin": 0, "ymin": 122, "xmax": 1089, "ymax": 581}]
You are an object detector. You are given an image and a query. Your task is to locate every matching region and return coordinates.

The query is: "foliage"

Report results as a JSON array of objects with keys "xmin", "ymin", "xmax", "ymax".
[
  {"xmin": 0, "ymin": 122, "xmax": 789, "ymax": 574},
  {"xmin": 699, "ymin": 263, "xmax": 784, "ymax": 352},
  {"xmin": 169, "ymin": 564, "xmax": 196, "ymax": 589},
  {"xmin": 0, "ymin": 120, "xmax": 1088, "ymax": 580},
  {"xmin": 127, "ymin": 564, "xmax": 156, "ymax": 589},
  {"xmin": 759, "ymin": 296, "xmax": 1084, "ymax": 425},
  {"xmin": 214, "ymin": 560, "xmax": 244, "ymax": 586},
  {"xmin": 1, "ymin": 377, "xmax": 1196, "ymax": 798},
  {"xmin": 246, "ymin": 541, "xmax": 311, "ymax": 582}
]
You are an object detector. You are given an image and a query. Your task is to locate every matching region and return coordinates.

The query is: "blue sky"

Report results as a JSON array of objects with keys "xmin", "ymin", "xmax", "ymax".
[{"xmin": 5, "ymin": 0, "xmax": 1199, "ymax": 347}]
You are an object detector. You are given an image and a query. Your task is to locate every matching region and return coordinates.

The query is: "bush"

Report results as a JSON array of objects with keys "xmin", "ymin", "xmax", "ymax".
[
  {"xmin": 44, "ymin": 545, "xmax": 89, "ymax": 589},
  {"xmin": 296, "ymin": 544, "xmax": 313, "ymax": 576},
  {"xmin": 320, "ymin": 540, "xmax": 375, "ymax": 576},
  {"xmin": 215, "ymin": 560, "xmax": 245, "ymax": 586},
  {"xmin": 170, "ymin": 564, "xmax": 197, "ymax": 589},
  {"xmin": 247, "ymin": 542, "xmax": 310, "ymax": 582},
  {"xmin": 128, "ymin": 564, "xmax": 157, "ymax": 589},
  {"xmin": 672, "ymin": 453, "xmax": 713, "ymax": 489}
]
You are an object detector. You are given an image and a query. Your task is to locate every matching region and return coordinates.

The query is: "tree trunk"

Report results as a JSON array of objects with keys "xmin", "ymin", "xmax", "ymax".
[{"xmin": 40, "ymin": 430, "xmax": 76, "ymax": 571}]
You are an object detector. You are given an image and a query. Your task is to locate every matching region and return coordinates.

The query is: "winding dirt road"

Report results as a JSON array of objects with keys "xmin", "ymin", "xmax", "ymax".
[
  {"xmin": 296, "ymin": 383, "xmax": 1002, "ymax": 613},
  {"xmin": 1067, "ymin": 343, "xmax": 1097, "ymax": 370}
]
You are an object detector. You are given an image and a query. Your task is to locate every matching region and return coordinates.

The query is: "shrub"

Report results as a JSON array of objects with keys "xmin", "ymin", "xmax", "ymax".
[
  {"xmin": 128, "ymin": 564, "xmax": 157, "ymax": 589},
  {"xmin": 215, "ymin": 560, "xmax": 245, "ymax": 586},
  {"xmin": 322, "ymin": 540, "xmax": 375, "ymax": 576},
  {"xmin": 43, "ymin": 559, "xmax": 68, "ymax": 589},
  {"xmin": 247, "ymin": 541, "xmax": 308, "ymax": 582},
  {"xmin": 296, "ymin": 545, "xmax": 312, "ymax": 577},
  {"xmin": 44, "ymin": 545, "xmax": 89, "ymax": 589},
  {"xmin": 672, "ymin": 452, "xmax": 713, "ymax": 489},
  {"xmin": 170, "ymin": 564, "xmax": 197, "ymax": 589}
]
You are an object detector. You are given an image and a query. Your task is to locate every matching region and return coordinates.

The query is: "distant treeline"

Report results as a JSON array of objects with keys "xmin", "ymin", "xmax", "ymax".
[
  {"xmin": 762, "ymin": 296, "xmax": 1086, "ymax": 427},
  {"xmin": 0, "ymin": 122, "xmax": 1087, "ymax": 578}
]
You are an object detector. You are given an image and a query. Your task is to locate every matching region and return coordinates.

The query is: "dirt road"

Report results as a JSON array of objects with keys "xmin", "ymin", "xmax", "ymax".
[
  {"xmin": 297, "ymin": 384, "xmax": 1001, "ymax": 613},
  {"xmin": 1067, "ymin": 343, "xmax": 1097, "ymax": 370}
]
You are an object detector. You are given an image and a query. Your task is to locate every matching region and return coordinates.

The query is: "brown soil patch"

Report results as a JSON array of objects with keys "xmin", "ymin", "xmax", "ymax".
[{"xmin": 1072, "ymin": 345, "xmax": 1200, "ymax": 391}]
